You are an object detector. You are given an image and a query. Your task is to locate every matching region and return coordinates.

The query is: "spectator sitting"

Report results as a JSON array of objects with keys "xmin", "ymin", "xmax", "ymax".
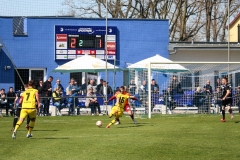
[
  {"xmin": 67, "ymin": 78, "xmax": 80, "ymax": 115},
  {"xmin": 52, "ymin": 87, "xmax": 65, "ymax": 116},
  {"xmin": 67, "ymin": 91, "xmax": 80, "ymax": 115},
  {"xmin": 128, "ymin": 79, "xmax": 136, "ymax": 95},
  {"xmin": 7, "ymin": 87, "xmax": 16, "ymax": 116},
  {"xmin": 54, "ymin": 79, "xmax": 64, "ymax": 93},
  {"xmin": 0, "ymin": 89, "xmax": 8, "ymax": 116},
  {"xmin": 87, "ymin": 79, "xmax": 97, "ymax": 93},
  {"xmin": 99, "ymin": 81, "xmax": 113, "ymax": 96},
  {"xmin": 85, "ymin": 87, "xmax": 102, "ymax": 116},
  {"xmin": 65, "ymin": 82, "xmax": 71, "ymax": 95},
  {"xmin": 68, "ymin": 78, "xmax": 80, "ymax": 94}
]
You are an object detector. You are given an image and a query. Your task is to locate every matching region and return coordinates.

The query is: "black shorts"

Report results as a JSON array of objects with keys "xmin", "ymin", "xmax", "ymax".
[
  {"xmin": 222, "ymin": 99, "xmax": 232, "ymax": 107},
  {"xmin": 15, "ymin": 108, "xmax": 22, "ymax": 117}
]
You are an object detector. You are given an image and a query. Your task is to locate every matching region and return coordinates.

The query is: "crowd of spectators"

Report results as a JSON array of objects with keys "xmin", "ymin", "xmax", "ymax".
[{"xmin": 2, "ymin": 75, "xmax": 240, "ymax": 117}]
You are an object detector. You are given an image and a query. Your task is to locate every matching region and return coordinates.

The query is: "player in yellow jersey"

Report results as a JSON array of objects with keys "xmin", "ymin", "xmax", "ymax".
[
  {"xmin": 12, "ymin": 80, "xmax": 41, "ymax": 139},
  {"xmin": 106, "ymin": 86, "xmax": 138, "ymax": 125},
  {"xmin": 106, "ymin": 88, "xmax": 138, "ymax": 128}
]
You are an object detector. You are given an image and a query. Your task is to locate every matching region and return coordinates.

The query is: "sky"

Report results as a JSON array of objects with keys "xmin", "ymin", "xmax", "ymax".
[{"xmin": 0, "ymin": 0, "xmax": 69, "ymax": 16}]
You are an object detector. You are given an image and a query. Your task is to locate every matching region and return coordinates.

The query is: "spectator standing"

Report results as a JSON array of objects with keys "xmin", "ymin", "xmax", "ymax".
[
  {"xmin": 96, "ymin": 79, "xmax": 104, "ymax": 93},
  {"xmin": 170, "ymin": 75, "xmax": 182, "ymax": 95},
  {"xmin": 7, "ymin": 87, "xmax": 16, "ymax": 116},
  {"xmin": 151, "ymin": 79, "xmax": 159, "ymax": 93},
  {"xmin": 41, "ymin": 76, "xmax": 53, "ymax": 116},
  {"xmin": 0, "ymin": 89, "xmax": 7, "ymax": 116},
  {"xmin": 138, "ymin": 85, "xmax": 148, "ymax": 109},
  {"xmin": 235, "ymin": 86, "xmax": 240, "ymax": 113},
  {"xmin": 140, "ymin": 80, "xmax": 148, "ymax": 93},
  {"xmin": 202, "ymin": 86, "xmax": 212, "ymax": 113},
  {"xmin": 85, "ymin": 87, "xmax": 102, "ymax": 116},
  {"xmin": 38, "ymin": 80, "xmax": 43, "ymax": 95},
  {"xmin": 87, "ymin": 79, "xmax": 97, "ymax": 93},
  {"xmin": 193, "ymin": 87, "xmax": 204, "ymax": 113},
  {"xmin": 54, "ymin": 79, "xmax": 64, "ymax": 93},
  {"xmin": 214, "ymin": 87, "xmax": 222, "ymax": 113},
  {"xmin": 81, "ymin": 79, "xmax": 88, "ymax": 94},
  {"xmin": 99, "ymin": 81, "xmax": 113, "ymax": 96},
  {"xmin": 215, "ymin": 78, "xmax": 221, "ymax": 90},
  {"xmin": 204, "ymin": 80, "xmax": 213, "ymax": 94},
  {"xmin": 128, "ymin": 79, "xmax": 136, "ymax": 95},
  {"xmin": 164, "ymin": 87, "xmax": 174, "ymax": 110}
]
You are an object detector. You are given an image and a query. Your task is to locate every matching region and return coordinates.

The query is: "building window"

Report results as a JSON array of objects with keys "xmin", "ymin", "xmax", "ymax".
[{"xmin": 13, "ymin": 17, "xmax": 27, "ymax": 36}]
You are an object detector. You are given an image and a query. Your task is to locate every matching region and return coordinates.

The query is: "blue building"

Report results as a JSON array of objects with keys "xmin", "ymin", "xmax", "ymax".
[{"xmin": 0, "ymin": 17, "xmax": 169, "ymax": 91}]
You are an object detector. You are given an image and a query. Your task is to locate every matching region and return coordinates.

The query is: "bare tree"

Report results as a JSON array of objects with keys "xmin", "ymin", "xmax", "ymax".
[{"xmin": 61, "ymin": 0, "xmax": 240, "ymax": 42}]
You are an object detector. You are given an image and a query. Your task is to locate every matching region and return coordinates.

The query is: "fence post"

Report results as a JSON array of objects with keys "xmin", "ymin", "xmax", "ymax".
[{"xmin": 74, "ymin": 97, "xmax": 76, "ymax": 115}]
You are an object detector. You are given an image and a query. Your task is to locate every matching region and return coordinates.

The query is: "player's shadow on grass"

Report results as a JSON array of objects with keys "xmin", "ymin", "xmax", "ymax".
[
  {"xmin": 37, "ymin": 137, "xmax": 69, "ymax": 139},
  {"xmin": 117, "ymin": 125, "xmax": 144, "ymax": 128},
  {"xmin": 235, "ymin": 121, "xmax": 240, "ymax": 123},
  {"xmin": 34, "ymin": 129, "xmax": 59, "ymax": 132}
]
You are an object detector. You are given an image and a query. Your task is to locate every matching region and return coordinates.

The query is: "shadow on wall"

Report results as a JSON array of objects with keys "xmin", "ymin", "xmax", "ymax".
[{"xmin": 0, "ymin": 49, "xmax": 14, "ymax": 90}]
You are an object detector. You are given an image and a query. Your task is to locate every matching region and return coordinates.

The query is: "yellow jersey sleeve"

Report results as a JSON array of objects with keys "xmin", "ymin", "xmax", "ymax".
[{"xmin": 22, "ymin": 88, "xmax": 38, "ymax": 109}]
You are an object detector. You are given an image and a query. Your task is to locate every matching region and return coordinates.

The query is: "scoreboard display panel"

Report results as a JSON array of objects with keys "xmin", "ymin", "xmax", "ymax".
[{"xmin": 55, "ymin": 25, "xmax": 117, "ymax": 60}]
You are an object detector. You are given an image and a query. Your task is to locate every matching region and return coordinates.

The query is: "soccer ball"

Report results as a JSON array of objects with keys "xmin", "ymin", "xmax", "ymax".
[{"xmin": 96, "ymin": 120, "xmax": 102, "ymax": 127}]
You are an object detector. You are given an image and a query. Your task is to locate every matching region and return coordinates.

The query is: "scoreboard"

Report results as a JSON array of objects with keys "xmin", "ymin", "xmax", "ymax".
[{"xmin": 55, "ymin": 25, "xmax": 117, "ymax": 60}]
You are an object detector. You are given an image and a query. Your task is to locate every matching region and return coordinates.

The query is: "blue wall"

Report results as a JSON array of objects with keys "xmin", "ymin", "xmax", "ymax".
[{"xmin": 0, "ymin": 17, "xmax": 169, "ymax": 91}]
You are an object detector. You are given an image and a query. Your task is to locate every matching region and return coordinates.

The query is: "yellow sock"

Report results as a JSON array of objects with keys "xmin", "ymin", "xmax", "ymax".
[
  {"xmin": 14, "ymin": 120, "xmax": 23, "ymax": 131},
  {"xmin": 28, "ymin": 120, "xmax": 35, "ymax": 134},
  {"xmin": 108, "ymin": 119, "xmax": 116, "ymax": 127}
]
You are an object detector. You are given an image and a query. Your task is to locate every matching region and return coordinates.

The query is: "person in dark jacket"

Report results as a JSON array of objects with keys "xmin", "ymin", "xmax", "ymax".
[
  {"xmin": 170, "ymin": 75, "xmax": 182, "ymax": 95},
  {"xmin": 99, "ymin": 81, "xmax": 113, "ymax": 96},
  {"xmin": 193, "ymin": 87, "xmax": 204, "ymax": 113},
  {"xmin": 7, "ymin": 87, "xmax": 16, "ymax": 116},
  {"xmin": 164, "ymin": 87, "xmax": 174, "ymax": 110},
  {"xmin": 41, "ymin": 76, "xmax": 53, "ymax": 116}
]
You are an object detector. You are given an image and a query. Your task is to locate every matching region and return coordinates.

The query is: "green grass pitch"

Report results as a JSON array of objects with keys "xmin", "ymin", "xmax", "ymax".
[{"xmin": 1, "ymin": 114, "xmax": 240, "ymax": 160}]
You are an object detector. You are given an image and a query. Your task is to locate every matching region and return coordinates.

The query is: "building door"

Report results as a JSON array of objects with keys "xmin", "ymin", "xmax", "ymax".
[
  {"xmin": 14, "ymin": 69, "xmax": 29, "ymax": 91},
  {"xmin": 30, "ymin": 69, "xmax": 46, "ymax": 88},
  {"xmin": 14, "ymin": 68, "xmax": 46, "ymax": 91}
]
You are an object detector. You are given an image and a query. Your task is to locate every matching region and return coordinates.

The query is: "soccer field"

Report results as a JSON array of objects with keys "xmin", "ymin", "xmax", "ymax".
[{"xmin": 1, "ymin": 114, "xmax": 240, "ymax": 160}]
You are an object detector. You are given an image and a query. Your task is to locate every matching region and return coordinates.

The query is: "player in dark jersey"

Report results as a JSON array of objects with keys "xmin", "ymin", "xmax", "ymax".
[
  {"xmin": 220, "ymin": 77, "xmax": 233, "ymax": 122},
  {"xmin": 11, "ymin": 84, "xmax": 28, "ymax": 131}
]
